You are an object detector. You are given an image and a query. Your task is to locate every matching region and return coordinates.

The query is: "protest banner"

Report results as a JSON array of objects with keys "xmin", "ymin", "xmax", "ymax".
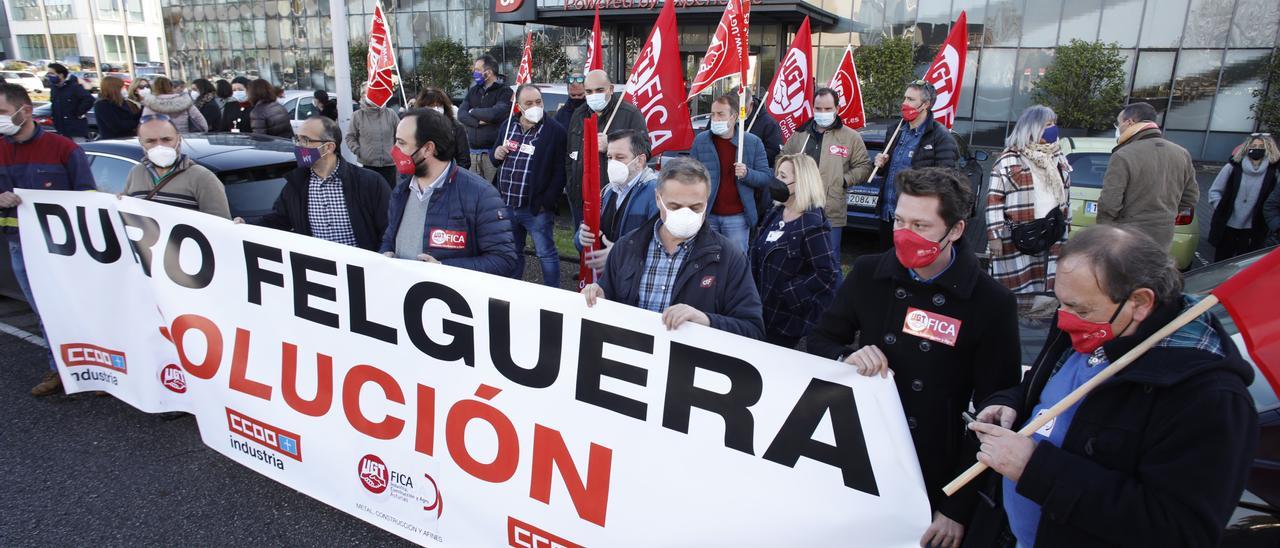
[{"xmin": 17, "ymin": 189, "xmax": 930, "ymax": 547}]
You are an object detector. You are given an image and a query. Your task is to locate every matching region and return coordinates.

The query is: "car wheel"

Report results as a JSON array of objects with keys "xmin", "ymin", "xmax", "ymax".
[{"xmin": 87, "ymin": 126, "xmax": 99, "ymax": 141}]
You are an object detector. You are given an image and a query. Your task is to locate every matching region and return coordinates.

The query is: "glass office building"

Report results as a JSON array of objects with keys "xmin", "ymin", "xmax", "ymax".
[{"xmin": 161, "ymin": 0, "xmax": 1279, "ymax": 160}]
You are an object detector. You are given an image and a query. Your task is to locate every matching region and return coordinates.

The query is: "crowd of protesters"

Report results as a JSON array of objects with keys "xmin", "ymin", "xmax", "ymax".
[{"xmin": 1, "ymin": 57, "xmax": 1276, "ymax": 547}]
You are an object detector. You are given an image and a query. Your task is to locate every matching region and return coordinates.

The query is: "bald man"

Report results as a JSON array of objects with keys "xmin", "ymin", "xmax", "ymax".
[
  {"xmin": 565, "ymin": 69, "xmax": 649, "ymax": 236},
  {"xmin": 122, "ymin": 117, "xmax": 229, "ymax": 218}
]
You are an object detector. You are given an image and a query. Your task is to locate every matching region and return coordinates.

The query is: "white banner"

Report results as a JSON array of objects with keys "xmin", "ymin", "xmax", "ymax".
[{"xmin": 16, "ymin": 190, "xmax": 930, "ymax": 547}]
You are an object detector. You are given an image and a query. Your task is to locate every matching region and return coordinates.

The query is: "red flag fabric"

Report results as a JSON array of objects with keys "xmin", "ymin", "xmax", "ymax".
[
  {"xmin": 364, "ymin": 3, "xmax": 396, "ymax": 108},
  {"xmin": 586, "ymin": 5, "xmax": 603, "ymax": 72},
  {"xmin": 623, "ymin": 0, "xmax": 694, "ymax": 156},
  {"xmin": 828, "ymin": 45, "xmax": 866, "ymax": 129},
  {"xmin": 763, "ymin": 17, "xmax": 813, "ymax": 140},
  {"xmin": 923, "ymin": 11, "xmax": 968, "ymax": 129},
  {"xmin": 1212, "ymin": 247, "xmax": 1280, "ymax": 395},
  {"xmin": 578, "ymin": 114, "xmax": 601, "ymax": 289},
  {"xmin": 515, "ymin": 32, "xmax": 534, "ymax": 86},
  {"xmin": 687, "ymin": 0, "xmax": 748, "ymax": 98}
]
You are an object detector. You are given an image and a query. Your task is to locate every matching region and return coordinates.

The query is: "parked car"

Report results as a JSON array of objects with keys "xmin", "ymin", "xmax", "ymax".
[
  {"xmin": 0, "ymin": 133, "xmax": 297, "ymax": 301},
  {"xmin": 1014, "ymin": 246, "xmax": 1280, "ymax": 547},
  {"xmin": 102, "ymin": 71, "xmax": 133, "ymax": 88},
  {"xmin": 278, "ymin": 90, "xmax": 360, "ymax": 133},
  {"xmin": 31, "ymin": 102, "xmax": 98, "ymax": 141},
  {"xmin": 1058, "ymin": 136, "xmax": 1199, "ymax": 270},
  {"xmin": 71, "ymin": 71, "xmax": 100, "ymax": 93},
  {"xmin": 1, "ymin": 71, "xmax": 45, "ymax": 93},
  {"xmin": 845, "ymin": 122, "xmax": 990, "ymax": 239}
]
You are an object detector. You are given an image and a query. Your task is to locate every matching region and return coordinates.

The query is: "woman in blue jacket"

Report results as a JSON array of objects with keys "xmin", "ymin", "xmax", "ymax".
[{"xmin": 749, "ymin": 153, "xmax": 839, "ymax": 348}]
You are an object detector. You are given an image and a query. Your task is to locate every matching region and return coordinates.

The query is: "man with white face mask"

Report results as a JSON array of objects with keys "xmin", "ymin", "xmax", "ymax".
[
  {"xmin": 0, "ymin": 83, "xmax": 97, "ymax": 397},
  {"xmin": 688, "ymin": 92, "xmax": 773, "ymax": 252},
  {"xmin": 577, "ymin": 129, "xmax": 660, "ymax": 270},
  {"xmin": 491, "ymin": 84, "xmax": 567, "ymax": 285},
  {"xmin": 565, "ymin": 70, "xmax": 648, "ymax": 240},
  {"xmin": 122, "ymin": 116, "xmax": 229, "ymax": 219},
  {"xmin": 582, "ymin": 157, "xmax": 763, "ymax": 338}
]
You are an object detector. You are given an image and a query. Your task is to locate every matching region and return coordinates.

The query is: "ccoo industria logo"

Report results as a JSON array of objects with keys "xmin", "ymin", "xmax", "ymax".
[{"xmin": 60, "ymin": 343, "xmax": 127, "ymax": 373}]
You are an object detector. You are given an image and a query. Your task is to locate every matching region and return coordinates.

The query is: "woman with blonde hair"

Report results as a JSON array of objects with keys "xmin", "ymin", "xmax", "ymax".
[
  {"xmin": 1208, "ymin": 133, "xmax": 1279, "ymax": 260},
  {"xmin": 749, "ymin": 153, "xmax": 840, "ymax": 348},
  {"xmin": 93, "ymin": 75, "xmax": 141, "ymax": 139},
  {"xmin": 127, "ymin": 77, "xmax": 151, "ymax": 107},
  {"xmin": 140, "ymin": 76, "xmax": 208, "ymax": 133}
]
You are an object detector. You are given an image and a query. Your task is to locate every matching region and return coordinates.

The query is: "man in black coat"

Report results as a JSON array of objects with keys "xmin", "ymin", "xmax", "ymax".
[
  {"xmin": 457, "ymin": 54, "xmax": 513, "ymax": 183},
  {"xmin": 965, "ymin": 224, "xmax": 1257, "ymax": 548},
  {"xmin": 46, "ymin": 63, "xmax": 95, "ymax": 142},
  {"xmin": 873, "ymin": 81, "xmax": 959, "ymax": 250},
  {"xmin": 807, "ymin": 167, "xmax": 1021, "ymax": 548},
  {"xmin": 566, "ymin": 69, "xmax": 649, "ymax": 233},
  {"xmin": 240, "ymin": 116, "xmax": 390, "ymax": 252}
]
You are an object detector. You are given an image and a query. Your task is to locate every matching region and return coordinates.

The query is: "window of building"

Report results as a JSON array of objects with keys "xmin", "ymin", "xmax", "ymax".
[
  {"xmin": 50, "ymin": 35, "xmax": 79, "ymax": 62},
  {"xmin": 103, "ymin": 36, "xmax": 127, "ymax": 63},
  {"xmin": 43, "ymin": 0, "xmax": 74, "ymax": 20},
  {"xmin": 132, "ymin": 37, "xmax": 151, "ymax": 63},
  {"xmin": 10, "ymin": 0, "xmax": 43, "ymax": 21},
  {"xmin": 17, "ymin": 35, "xmax": 49, "ymax": 59},
  {"xmin": 1165, "ymin": 49, "xmax": 1223, "ymax": 131}
]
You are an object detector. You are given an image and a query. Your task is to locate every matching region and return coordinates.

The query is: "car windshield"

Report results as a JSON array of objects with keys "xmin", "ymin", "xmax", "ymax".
[{"xmin": 1066, "ymin": 152, "xmax": 1109, "ymax": 189}]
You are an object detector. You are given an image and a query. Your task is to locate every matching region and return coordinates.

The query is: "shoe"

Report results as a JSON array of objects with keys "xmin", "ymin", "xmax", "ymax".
[{"xmin": 31, "ymin": 372, "xmax": 62, "ymax": 397}]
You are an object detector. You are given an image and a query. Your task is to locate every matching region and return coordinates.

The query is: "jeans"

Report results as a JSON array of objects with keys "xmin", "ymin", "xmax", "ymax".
[
  {"xmin": 511, "ymin": 207, "xmax": 561, "ymax": 287},
  {"xmin": 709, "ymin": 213, "xmax": 750, "ymax": 253},
  {"xmin": 8, "ymin": 240, "xmax": 57, "ymax": 372},
  {"xmin": 829, "ymin": 226, "xmax": 844, "ymax": 286}
]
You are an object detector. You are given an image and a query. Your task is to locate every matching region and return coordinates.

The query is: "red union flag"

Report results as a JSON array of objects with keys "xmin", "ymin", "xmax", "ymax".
[
  {"xmin": 829, "ymin": 45, "xmax": 866, "ymax": 129},
  {"xmin": 364, "ymin": 3, "xmax": 396, "ymax": 108},
  {"xmin": 923, "ymin": 11, "xmax": 968, "ymax": 128},
  {"xmin": 515, "ymin": 32, "xmax": 533, "ymax": 85},
  {"xmin": 578, "ymin": 114, "xmax": 600, "ymax": 289},
  {"xmin": 688, "ymin": 0, "xmax": 747, "ymax": 98},
  {"xmin": 1212, "ymin": 248, "xmax": 1280, "ymax": 395},
  {"xmin": 623, "ymin": 0, "xmax": 694, "ymax": 155},
  {"xmin": 764, "ymin": 16, "xmax": 813, "ymax": 140},
  {"xmin": 585, "ymin": 4, "xmax": 603, "ymax": 72}
]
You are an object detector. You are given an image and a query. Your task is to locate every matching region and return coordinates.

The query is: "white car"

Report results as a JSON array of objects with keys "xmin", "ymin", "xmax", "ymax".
[{"xmin": 2, "ymin": 71, "xmax": 46, "ymax": 93}]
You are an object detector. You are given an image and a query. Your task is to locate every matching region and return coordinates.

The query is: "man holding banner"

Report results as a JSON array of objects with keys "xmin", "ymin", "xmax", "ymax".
[{"xmin": 966, "ymin": 225, "xmax": 1257, "ymax": 547}]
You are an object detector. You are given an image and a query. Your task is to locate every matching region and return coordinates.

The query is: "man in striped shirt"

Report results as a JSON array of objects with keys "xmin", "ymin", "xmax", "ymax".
[{"xmin": 122, "ymin": 116, "xmax": 230, "ymax": 219}]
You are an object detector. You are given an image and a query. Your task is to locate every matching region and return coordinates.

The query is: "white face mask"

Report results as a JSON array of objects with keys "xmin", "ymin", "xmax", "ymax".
[
  {"xmin": 190, "ymin": 90, "xmax": 200, "ymax": 101},
  {"xmin": 586, "ymin": 93, "xmax": 609, "ymax": 112},
  {"xmin": 232, "ymin": 90, "xmax": 248, "ymax": 102},
  {"xmin": 710, "ymin": 120, "xmax": 732, "ymax": 137},
  {"xmin": 430, "ymin": 106, "xmax": 445, "ymax": 115},
  {"xmin": 139, "ymin": 88, "xmax": 152, "ymax": 97},
  {"xmin": 0, "ymin": 109, "xmax": 25, "ymax": 136},
  {"xmin": 814, "ymin": 112, "xmax": 836, "ymax": 128},
  {"xmin": 660, "ymin": 199, "xmax": 704, "ymax": 239},
  {"xmin": 522, "ymin": 106, "xmax": 544, "ymax": 123},
  {"xmin": 147, "ymin": 145, "xmax": 179, "ymax": 168},
  {"xmin": 607, "ymin": 158, "xmax": 634, "ymax": 187},
  {"xmin": 1114, "ymin": 125, "xmax": 1122, "ymax": 142}
]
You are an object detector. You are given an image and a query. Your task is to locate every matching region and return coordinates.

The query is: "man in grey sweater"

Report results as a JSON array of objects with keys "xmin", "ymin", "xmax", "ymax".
[{"xmin": 345, "ymin": 87, "xmax": 401, "ymax": 188}]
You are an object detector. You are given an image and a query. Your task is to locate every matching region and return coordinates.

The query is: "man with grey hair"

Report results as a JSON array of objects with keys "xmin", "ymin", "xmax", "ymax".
[
  {"xmin": 873, "ymin": 80, "xmax": 959, "ymax": 250},
  {"xmin": 241, "ymin": 115, "xmax": 390, "ymax": 251},
  {"xmin": 123, "ymin": 115, "xmax": 230, "ymax": 219},
  {"xmin": 967, "ymin": 224, "xmax": 1257, "ymax": 547},
  {"xmin": 582, "ymin": 157, "xmax": 763, "ymax": 338},
  {"xmin": 1098, "ymin": 102, "xmax": 1198, "ymax": 252}
]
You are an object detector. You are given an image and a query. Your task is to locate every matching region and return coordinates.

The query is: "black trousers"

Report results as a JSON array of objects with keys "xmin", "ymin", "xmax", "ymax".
[
  {"xmin": 878, "ymin": 219, "xmax": 895, "ymax": 252},
  {"xmin": 1215, "ymin": 226, "xmax": 1265, "ymax": 262},
  {"xmin": 368, "ymin": 165, "xmax": 398, "ymax": 189}
]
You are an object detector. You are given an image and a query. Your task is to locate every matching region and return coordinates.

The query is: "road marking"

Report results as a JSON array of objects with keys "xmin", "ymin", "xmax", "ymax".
[{"xmin": 0, "ymin": 319, "xmax": 48, "ymax": 348}]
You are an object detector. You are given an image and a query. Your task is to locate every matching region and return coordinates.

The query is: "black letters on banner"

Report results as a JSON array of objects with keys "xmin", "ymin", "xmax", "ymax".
[
  {"xmin": 347, "ymin": 265, "xmax": 397, "ymax": 344},
  {"xmin": 117, "ymin": 212, "xmax": 160, "ymax": 276},
  {"xmin": 488, "ymin": 298, "xmax": 563, "ymax": 389},
  {"xmin": 243, "ymin": 241, "xmax": 284, "ymax": 305},
  {"xmin": 290, "ymin": 251, "xmax": 339, "ymax": 328},
  {"xmin": 663, "ymin": 342, "xmax": 762, "ymax": 455},
  {"xmin": 403, "ymin": 281, "xmax": 475, "ymax": 366},
  {"xmin": 576, "ymin": 319, "xmax": 652, "ymax": 421},
  {"xmin": 163, "ymin": 224, "xmax": 215, "ymax": 288},
  {"xmin": 76, "ymin": 206, "xmax": 121, "ymax": 263},
  {"xmin": 34, "ymin": 203, "xmax": 75, "ymax": 256},
  {"xmin": 763, "ymin": 378, "xmax": 880, "ymax": 496}
]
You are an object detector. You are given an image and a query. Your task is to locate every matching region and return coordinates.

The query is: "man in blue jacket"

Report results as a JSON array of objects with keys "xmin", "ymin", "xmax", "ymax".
[
  {"xmin": 689, "ymin": 92, "xmax": 773, "ymax": 252},
  {"xmin": 381, "ymin": 109, "xmax": 517, "ymax": 276},
  {"xmin": 491, "ymin": 85, "xmax": 566, "ymax": 286},
  {"xmin": 457, "ymin": 55, "xmax": 512, "ymax": 184},
  {"xmin": 577, "ymin": 129, "xmax": 659, "ymax": 271},
  {"xmin": 46, "ymin": 63, "xmax": 95, "ymax": 143},
  {"xmin": 581, "ymin": 157, "xmax": 764, "ymax": 339}
]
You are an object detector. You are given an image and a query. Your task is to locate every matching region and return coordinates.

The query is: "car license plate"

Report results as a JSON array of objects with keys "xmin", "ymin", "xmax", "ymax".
[
  {"xmin": 1085, "ymin": 201, "xmax": 1098, "ymax": 215},
  {"xmin": 847, "ymin": 194, "xmax": 878, "ymax": 207}
]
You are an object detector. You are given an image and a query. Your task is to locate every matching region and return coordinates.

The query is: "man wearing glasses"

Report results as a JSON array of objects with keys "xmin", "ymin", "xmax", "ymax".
[
  {"xmin": 123, "ymin": 115, "xmax": 230, "ymax": 219},
  {"xmin": 553, "ymin": 73, "xmax": 587, "ymax": 130},
  {"xmin": 239, "ymin": 116, "xmax": 390, "ymax": 252}
]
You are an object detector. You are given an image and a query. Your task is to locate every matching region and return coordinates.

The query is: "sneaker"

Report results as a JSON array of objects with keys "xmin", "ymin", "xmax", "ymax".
[{"xmin": 31, "ymin": 372, "xmax": 62, "ymax": 397}]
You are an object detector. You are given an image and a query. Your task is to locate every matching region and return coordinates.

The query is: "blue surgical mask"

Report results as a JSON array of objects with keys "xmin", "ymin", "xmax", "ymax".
[
  {"xmin": 472, "ymin": 71, "xmax": 485, "ymax": 86},
  {"xmin": 1042, "ymin": 125, "xmax": 1059, "ymax": 144}
]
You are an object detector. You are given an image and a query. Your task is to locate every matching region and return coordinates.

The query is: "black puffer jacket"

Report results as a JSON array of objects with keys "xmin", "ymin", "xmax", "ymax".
[
  {"xmin": 883, "ymin": 110, "xmax": 959, "ymax": 169},
  {"xmin": 250, "ymin": 100, "xmax": 293, "ymax": 138}
]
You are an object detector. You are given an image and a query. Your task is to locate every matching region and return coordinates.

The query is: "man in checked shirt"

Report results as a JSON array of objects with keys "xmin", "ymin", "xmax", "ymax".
[
  {"xmin": 241, "ymin": 116, "xmax": 390, "ymax": 251},
  {"xmin": 491, "ymin": 84, "xmax": 567, "ymax": 285}
]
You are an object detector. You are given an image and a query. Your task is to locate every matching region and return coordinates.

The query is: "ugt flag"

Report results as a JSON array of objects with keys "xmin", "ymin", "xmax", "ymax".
[
  {"xmin": 687, "ymin": 0, "xmax": 748, "ymax": 98},
  {"xmin": 622, "ymin": 0, "xmax": 694, "ymax": 156},
  {"xmin": 764, "ymin": 16, "xmax": 813, "ymax": 140},
  {"xmin": 829, "ymin": 45, "xmax": 865, "ymax": 129},
  {"xmin": 364, "ymin": 3, "xmax": 396, "ymax": 108},
  {"xmin": 515, "ymin": 32, "xmax": 533, "ymax": 85},
  {"xmin": 1212, "ymin": 248, "xmax": 1280, "ymax": 395},
  {"xmin": 585, "ymin": 4, "xmax": 603, "ymax": 72},
  {"xmin": 923, "ymin": 11, "xmax": 968, "ymax": 128},
  {"xmin": 578, "ymin": 114, "xmax": 601, "ymax": 289}
]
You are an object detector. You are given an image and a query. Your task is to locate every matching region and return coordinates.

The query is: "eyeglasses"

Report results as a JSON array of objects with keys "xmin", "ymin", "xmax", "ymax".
[
  {"xmin": 292, "ymin": 136, "xmax": 333, "ymax": 147},
  {"xmin": 1250, "ymin": 132, "xmax": 1272, "ymax": 137},
  {"xmin": 139, "ymin": 114, "xmax": 171, "ymax": 123},
  {"xmin": 566, "ymin": 75, "xmax": 586, "ymax": 84}
]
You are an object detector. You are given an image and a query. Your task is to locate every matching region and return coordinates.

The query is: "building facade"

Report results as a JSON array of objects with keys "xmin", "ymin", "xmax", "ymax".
[
  {"xmin": 2, "ymin": 0, "xmax": 167, "ymax": 72},
  {"xmin": 158, "ymin": 0, "xmax": 1278, "ymax": 160}
]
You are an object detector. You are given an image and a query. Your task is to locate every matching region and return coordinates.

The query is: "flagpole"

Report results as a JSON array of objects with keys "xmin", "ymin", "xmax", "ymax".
[
  {"xmin": 736, "ymin": 84, "xmax": 746, "ymax": 164},
  {"xmin": 746, "ymin": 88, "xmax": 770, "ymax": 132},
  {"xmin": 601, "ymin": 89, "xmax": 626, "ymax": 134},
  {"xmin": 330, "ymin": 0, "xmax": 356, "ymax": 164},
  {"xmin": 866, "ymin": 118, "xmax": 904, "ymax": 182}
]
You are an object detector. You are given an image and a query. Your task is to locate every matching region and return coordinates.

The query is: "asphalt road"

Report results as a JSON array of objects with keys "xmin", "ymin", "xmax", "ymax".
[{"xmin": 0, "ymin": 165, "xmax": 1224, "ymax": 545}]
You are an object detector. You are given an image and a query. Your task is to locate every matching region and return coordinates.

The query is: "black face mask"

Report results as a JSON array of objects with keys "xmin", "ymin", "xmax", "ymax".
[
  {"xmin": 769, "ymin": 177, "xmax": 791, "ymax": 203},
  {"xmin": 1247, "ymin": 148, "xmax": 1265, "ymax": 161}
]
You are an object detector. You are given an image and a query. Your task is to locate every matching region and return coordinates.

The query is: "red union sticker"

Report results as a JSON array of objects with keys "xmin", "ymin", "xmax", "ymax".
[
  {"xmin": 225, "ymin": 407, "xmax": 303, "ymax": 461},
  {"xmin": 60, "ymin": 343, "xmax": 128, "ymax": 373},
  {"xmin": 358, "ymin": 454, "xmax": 389, "ymax": 494},
  {"xmin": 829, "ymin": 144, "xmax": 849, "ymax": 157},
  {"xmin": 159, "ymin": 364, "xmax": 187, "ymax": 393},
  {"xmin": 902, "ymin": 307, "xmax": 962, "ymax": 347},
  {"xmin": 429, "ymin": 229, "xmax": 467, "ymax": 250},
  {"xmin": 508, "ymin": 516, "xmax": 582, "ymax": 548},
  {"xmin": 700, "ymin": 275, "xmax": 716, "ymax": 288}
]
